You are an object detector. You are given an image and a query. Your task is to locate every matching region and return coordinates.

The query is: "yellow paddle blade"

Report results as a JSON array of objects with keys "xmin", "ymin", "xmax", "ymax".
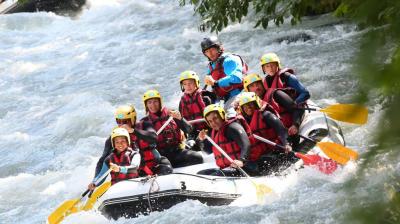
[
  {"xmin": 82, "ymin": 181, "xmax": 111, "ymax": 211},
  {"xmin": 317, "ymin": 142, "xmax": 358, "ymax": 165},
  {"xmin": 319, "ymin": 104, "xmax": 368, "ymax": 125},
  {"xmin": 251, "ymin": 181, "xmax": 273, "ymax": 204},
  {"xmin": 47, "ymin": 198, "xmax": 81, "ymax": 224}
]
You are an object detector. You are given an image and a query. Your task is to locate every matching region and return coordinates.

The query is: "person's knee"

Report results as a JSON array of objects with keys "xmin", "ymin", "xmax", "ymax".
[{"xmin": 158, "ymin": 165, "xmax": 173, "ymax": 175}]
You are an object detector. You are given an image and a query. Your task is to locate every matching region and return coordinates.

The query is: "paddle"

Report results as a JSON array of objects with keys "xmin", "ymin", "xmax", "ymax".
[
  {"xmin": 82, "ymin": 181, "xmax": 112, "ymax": 211},
  {"xmin": 253, "ymin": 134, "xmax": 337, "ymax": 174},
  {"xmin": 299, "ymin": 134, "xmax": 358, "ymax": 165},
  {"xmin": 187, "ymin": 118, "xmax": 206, "ymax": 124},
  {"xmin": 47, "ymin": 169, "xmax": 111, "ymax": 224},
  {"xmin": 302, "ymin": 104, "xmax": 368, "ymax": 125},
  {"xmin": 205, "ymin": 135, "xmax": 273, "ymax": 203},
  {"xmin": 156, "ymin": 116, "xmax": 173, "ymax": 135}
]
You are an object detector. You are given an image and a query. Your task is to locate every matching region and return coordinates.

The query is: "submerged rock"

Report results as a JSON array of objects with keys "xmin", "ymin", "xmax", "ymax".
[
  {"xmin": 274, "ymin": 32, "xmax": 313, "ymax": 44},
  {"xmin": 0, "ymin": 0, "xmax": 86, "ymax": 15}
]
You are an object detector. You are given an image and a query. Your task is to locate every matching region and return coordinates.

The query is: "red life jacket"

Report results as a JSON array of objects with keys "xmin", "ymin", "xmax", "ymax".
[
  {"xmin": 179, "ymin": 89, "xmax": 208, "ymax": 131},
  {"xmin": 133, "ymin": 123, "xmax": 157, "ymax": 172},
  {"xmin": 145, "ymin": 107, "xmax": 182, "ymax": 151},
  {"xmin": 109, "ymin": 148, "xmax": 139, "ymax": 185},
  {"xmin": 208, "ymin": 53, "xmax": 248, "ymax": 98},
  {"xmin": 261, "ymin": 89, "xmax": 294, "ymax": 129},
  {"xmin": 211, "ymin": 116, "xmax": 264, "ymax": 169},
  {"xmin": 262, "ymin": 68, "xmax": 296, "ymax": 128},
  {"xmin": 263, "ymin": 68, "xmax": 295, "ymax": 100},
  {"xmin": 247, "ymin": 108, "xmax": 282, "ymax": 156}
]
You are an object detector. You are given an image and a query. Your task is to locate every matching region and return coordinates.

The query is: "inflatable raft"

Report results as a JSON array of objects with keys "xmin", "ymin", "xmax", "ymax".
[{"xmin": 96, "ymin": 108, "xmax": 345, "ymax": 220}]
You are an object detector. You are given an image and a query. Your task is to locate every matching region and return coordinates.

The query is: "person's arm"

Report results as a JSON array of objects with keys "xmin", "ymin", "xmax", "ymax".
[
  {"xmin": 225, "ymin": 122, "xmax": 251, "ymax": 161},
  {"xmin": 262, "ymin": 111, "xmax": 289, "ymax": 146},
  {"xmin": 134, "ymin": 120, "xmax": 157, "ymax": 144},
  {"xmin": 286, "ymin": 74, "xmax": 310, "ymax": 104},
  {"xmin": 119, "ymin": 151, "xmax": 141, "ymax": 174},
  {"xmin": 94, "ymin": 137, "xmax": 112, "ymax": 177},
  {"xmin": 215, "ymin": 55, "xmax": 243, "ymax": 87},
  {"xmin": 201, "ymin": 90, "xmax": 217, "ymax": 105},
  {"xmin": 169, "ymin": 109, "xmax": 193, "ymax": 134},
  {"xmin": 273, "ymin": 89, "xmax": 296, "ymax": 111},
  {"xmin": 174, "ymin": 117, "xmax": 193, "ymax": 134}
]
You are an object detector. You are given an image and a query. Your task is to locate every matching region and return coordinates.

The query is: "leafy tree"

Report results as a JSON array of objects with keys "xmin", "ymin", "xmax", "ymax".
[{"xmin": 180, "ymin": 0, "xmax": 400, "ymax": 223}]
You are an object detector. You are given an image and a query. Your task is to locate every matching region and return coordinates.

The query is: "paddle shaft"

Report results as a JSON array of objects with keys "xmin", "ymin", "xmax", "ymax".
[
  {"xmin": 188, "ymin": 118, "xmax": 205, "ymax": 124},
  {"xmin": 298, "ymin": 134, "xmax": 317, "ymax": 143},
  {"xmin": 253, "ymin": 134, "xmax": 285, "ymax": 150},
  {"xmin": 253, "ymin": 134, "xmax": 299, "ymax": 158},
  {"xmin": 205, "ymin": 135, "xmax": 250, "ymax": 178},
  {"xmin": 83, "ymin": 168, "xmax": 111, "ymax": 198},
  {"xmin": 156, "ymin": 116, "xmax": 173, "ymax": 135}
]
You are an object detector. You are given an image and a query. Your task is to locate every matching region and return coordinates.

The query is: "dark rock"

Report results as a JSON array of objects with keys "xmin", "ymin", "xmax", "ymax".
[
  {"xmin": 1, "ymin": 0, "xmax": 86, "ymax": 15},
  {"xmin": 274, "ymin": 32, "xmax": 313, "ymax": 44}
]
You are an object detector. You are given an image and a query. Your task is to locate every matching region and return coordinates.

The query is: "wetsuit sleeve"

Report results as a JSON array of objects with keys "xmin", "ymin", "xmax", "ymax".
[
  {"xmin": 262, "ymin": 111, "xmax": 289, "ymax": 146},
  {"xmin": 134, "ymin": 120, "xmax": 157, "ymax": 144},
  {"xmin": 273, "ymin": 89, "xmax": 296, "ymax": 110},
  {"xmin": 216, "ymin": 55, "xmax": 243, "ymax": 87},
  {"xmin": 273, "ymin": 90, "xmax": 303, "ymax": 127},
  {"xmin": 225, "ymin": 122, "xmax": 251, "ymax": 161},
  {"xmin": 286, "ymin": 74, "xmax": 310, "ymax": 104},
  {"xmin": 120, "ymin": 151, "xmax": 141, "ymax": 174},
  {"xmin": 174, "ymin": 118, "xmax": 193, "ymax": 134},
  {"xmin": 94, "ymin": 136, "xmax": 112, "ymax": 177}
]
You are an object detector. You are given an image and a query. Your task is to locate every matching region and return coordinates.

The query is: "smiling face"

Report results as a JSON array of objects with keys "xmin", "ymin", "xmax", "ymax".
[
  {"xmin": 248, "ymin": 81, "xmax": 266, "ymax": 98},
  {"xmin": 262, "ymin": 62, "xmax": 279, "ymax": 76},
  {"xmin": 205, "ymin": 111, "xmax": 225, "ymax": 131},
  {"xmin": 182, "ymin": 79, "xmax": 197, "ymax": 94},
  {"xmin": 242, "ymin": 102, "xmax": 258, "ymax": 116},
  {"xmin": 113, "ymin": 136, "xmax": 129, "ymax": 153},
  {"xmin": 146, "ymin": 98, "xmax": 161, "ymax": 113},
  {"xmin": 204, "ymin": 47, "xmax": 220, "ymax": 62}
]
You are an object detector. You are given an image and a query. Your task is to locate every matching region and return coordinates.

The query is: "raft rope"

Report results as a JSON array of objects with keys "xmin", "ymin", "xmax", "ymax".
[{"xmin": 146, "ymin": 176, "xmax": 159, "ymax": 212}]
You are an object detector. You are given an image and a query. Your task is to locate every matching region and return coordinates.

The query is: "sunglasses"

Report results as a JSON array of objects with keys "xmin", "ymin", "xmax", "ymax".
[{"xmin": 116, "ymin": 119, "xmax": 130, "ymax": 125}]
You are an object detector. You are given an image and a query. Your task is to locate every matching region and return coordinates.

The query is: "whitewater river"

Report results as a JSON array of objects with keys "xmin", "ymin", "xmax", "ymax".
[{"xmin": 0, "ymin": 0, "xmax": 395, "ymax": 223}]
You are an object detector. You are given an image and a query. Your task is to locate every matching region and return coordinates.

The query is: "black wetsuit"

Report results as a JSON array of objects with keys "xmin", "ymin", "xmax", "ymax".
[
  {"xmin": 197, "ymin": 121, "xmax": 256, "ymax": 177},
  {"xmin": 243, "ymin": 110, "xmax": 289, "ymax": 147},
  {"xmin": 159, "ymin": 117, "xmax": 204, "ymax": 168},
  {"xmin": 272, "ymin": 89, "xmax": 304, "ymax": 147}
]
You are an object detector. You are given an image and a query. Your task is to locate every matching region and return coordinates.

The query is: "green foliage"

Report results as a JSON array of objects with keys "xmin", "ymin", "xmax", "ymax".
[
  {"xmin": 179, "ymin": 0, "xmax": 341, "ymax": 32},
  {"xmin": 17, "ymin": 0, "xmax": 30, "ymax": 4}
]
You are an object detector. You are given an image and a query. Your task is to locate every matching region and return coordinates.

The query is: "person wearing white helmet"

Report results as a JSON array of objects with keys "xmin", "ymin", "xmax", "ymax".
[
  {"xmin": 89, "ymin": 128, "xmax": 141, "ymax": 188},
  {"xmin": 201, "ymin": 36, "xmax": 248, "ymax": 118},
  {"xmin": 91, "ymin": 105, "xmax": 172, "ymax": 189}
]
